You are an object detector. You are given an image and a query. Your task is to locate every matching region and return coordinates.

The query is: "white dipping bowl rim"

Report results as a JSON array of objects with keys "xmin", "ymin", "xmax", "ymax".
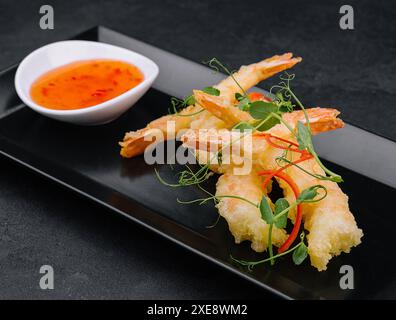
[{"xmin": 14, "ymin": 40, "xmax": 159, "ymax": 122}]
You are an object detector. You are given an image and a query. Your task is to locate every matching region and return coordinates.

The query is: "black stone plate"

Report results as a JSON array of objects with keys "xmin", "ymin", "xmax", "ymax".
[{"xmin": 1, "ymin": 26, "xmax": 395, "ymax": 300}]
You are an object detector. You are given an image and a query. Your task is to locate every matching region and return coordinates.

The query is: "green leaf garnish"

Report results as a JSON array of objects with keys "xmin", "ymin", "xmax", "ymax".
[
  {"xmin": 233, "ymin": 121, "xmax": 254, "ymax": 131},
  {"xmin": 297, "ymin": 185, "xmax": 327, "ymax": 203},
  {"xmin": 161, "ymin": 62, "xmax": 343, "ymax": 270},
  {"xmin": 296, "ymin": 121, "xmax": 312, "ymax": 150},
  {"xmin": 185, "ymin": 95, "xmax": 196, "ymax": 106},
  {"xmin": 330, "ymin": 175, "xmax": 343, "ymax": 183},
  {"xmin": 270, "ymin": 73, "xmax": 343, "ymax": 181},
  {"xmin": 169, "ymin": 95, "xmax": 197, "ymax": 116},
  {"xmin": 259, "ymin": 195, "xmax": 273, "ymax": 224},
  {"xmin": 298, "ymin": 186, "xmax": 318, "ymax": 202},
  {"xmin": 203, "ymin": 86, "xmax": 220, "ymax": 96},
  {"xmin": 278, "ymin": 101, "xmax": 294, "ymax": 113},
  {"xmin": 275, "ymin": 91, "xmax": 294, "ymax": 113},
  {"xmin": 237, "ymin": 97, "xmax": 251, "ymax": 111},
  {"xmin": 235, "ymin": 92, "xmax": 244, "ymax": 101},
  {"xmin": 254, "ymin": 117, "xmax": 280, "ymax": 132},
  {"xmin": 231, "ymin": 232, "xmax": 307, "ymax": 270},
  {"xmin": 292, "ymin": 242, "xmax": 308, "ymax": 265},
  {"xmin": 248, "ymin": 101, "xmax": 278, "ymax": 120},
  {"xmin": 274, "ymin": 198, "xmax": 289, "ymax": 229}
]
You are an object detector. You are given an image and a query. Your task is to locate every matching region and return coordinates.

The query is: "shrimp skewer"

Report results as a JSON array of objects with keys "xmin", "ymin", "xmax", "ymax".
[
  {"xmin": 181, "ymin": 108, "xmax": 363, "ymax": 271},
  {"xmin": 120, "ymin": 53, "xmax": 301, "ymax": 158}
]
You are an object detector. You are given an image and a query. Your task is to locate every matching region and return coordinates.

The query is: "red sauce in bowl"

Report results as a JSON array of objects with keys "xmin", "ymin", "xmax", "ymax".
[{"xmin": 30, "ymin": 59, "xmax": 144, "ymax": 110}]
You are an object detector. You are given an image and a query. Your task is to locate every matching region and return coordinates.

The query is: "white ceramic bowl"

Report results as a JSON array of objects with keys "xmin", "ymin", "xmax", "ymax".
[{"xmin": 14, "ymin": 40, "xmax": 159, "ymax": 125}]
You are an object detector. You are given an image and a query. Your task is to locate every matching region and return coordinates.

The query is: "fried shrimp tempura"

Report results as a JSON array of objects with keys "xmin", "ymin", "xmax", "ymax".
[
  {"xmin": 216, "ymin": 172, "xmax": 287, "ymax": 252},
  {"xmin": 120, "ymin": 53, "xmax": 301, "ymax": 158},
  {"xmin": 214, "ymin": 53, "xmax": 302, "ymax": 104},
  {"xmin": 277, "ymin": 161, "xmax": 363, "ymax": 271},
  {"xmin": 181, "ymin": 108, "xmax": 363, "ymax": 271},
  {"xmin": 119, "ymin": 53, "xmax": 363, "ymax": 272}
]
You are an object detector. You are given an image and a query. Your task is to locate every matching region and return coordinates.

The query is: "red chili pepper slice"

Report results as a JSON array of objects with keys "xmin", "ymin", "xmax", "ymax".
[
  {"xmin": 255, "ymin": 132, "xmax": 315, "ymax": 252},
  {"xmin": 258, "ymin": 170, "xmax": 303, "ymax": 253},
  {"xmin": 253, "ymin": 133, "xmax": 305, "ymax": 153},
  {"xmin": 248, "ymin": 91, "xmax": 272, "ymax": 102}
]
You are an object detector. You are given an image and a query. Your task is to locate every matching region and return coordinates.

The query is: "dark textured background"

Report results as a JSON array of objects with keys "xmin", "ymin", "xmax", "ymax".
[{"xmin": 0, "ymin": 0, "xmax": 395, "ymax": 299}]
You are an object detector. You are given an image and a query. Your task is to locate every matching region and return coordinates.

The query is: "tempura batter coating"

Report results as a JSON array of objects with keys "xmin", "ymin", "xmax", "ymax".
[
  {"xmin": 216, "ymin": 172, "xmax": 287, "ymax": 252},
  {"xmin": 120, "ymin": 53, "xmax": 363, "ymax": 272},
  {"xmin": 181, "ymin": 108, "xmax": 363, "ymax": 271},
  {"xmin": 120, "ymin": 53, "xmax": 301, "ymax": 158}
]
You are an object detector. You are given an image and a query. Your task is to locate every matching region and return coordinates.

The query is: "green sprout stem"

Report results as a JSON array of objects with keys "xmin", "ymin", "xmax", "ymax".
[
  {"xmin": 273, "ymin": 202, "xmax": 298, "ymax": 222},
  {"xmin": 309, "ymin": 150, "xmax": 343, "ymax": 182},
  {"xmin": 231, "ymin": 241, "xmax": 304, "ymax": 269},
  {"xmin": 205, "ymin": 58, "xmax": 247, "ymax": 96},
  {"xmin": 270, "ymin": 78, "xmax": 343, "ymax": 182},
  {"xmin": 276, "ymin": 156, "xmax": 339, "ymax": 182},
  {"xmin": 177, "ymin": 194, "xmax": 258, "ymax": 208},
  {"xmin": 288, "ymin": 90, "xmax": 311, "ymax": 132},
  {"xmin": 268, "ymin": 223, "xmax": 274, "ymax": 266}
]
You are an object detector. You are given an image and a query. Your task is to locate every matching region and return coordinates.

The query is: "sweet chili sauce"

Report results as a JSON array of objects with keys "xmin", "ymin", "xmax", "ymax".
[{"xmin": 30, "ymin": 59, "xmax": 144, "ymax": 110}]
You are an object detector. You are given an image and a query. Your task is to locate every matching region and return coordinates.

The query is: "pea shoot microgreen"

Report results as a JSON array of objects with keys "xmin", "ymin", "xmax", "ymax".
[
  {"xmin": 156, "ymin": 105, "xmax": 282, "ymax": 189},
  {"xmin": 231, "ymin": 233, "xmax": 308, "ymax": 270},
  {"xmin": 237, "ymin": 97, "xmax": 251, "ymax": 111},
  {"xmin": 169, "ymin": 95, "xmax": 195, "ymax": 114},
  {"xmin": 202, "ymin": 86, "xmax": 220, "ymax": 96},
  {"xmin": 169, "ymin": 85, "xmax": 220, "ymax": 117},
  {"xmin": 204, "ymin": 57, "xmax": 298, "ymax": 135},
  {"xmin": 292, "ymin": 239, "xmax": 308, "ymax": 265},
  {"xmin": 259, "ymin": 195, "xmax": 273, "ymax": 224},
  {"xmin": 204, "ymin": 58, "xmax": 247, "ymax": 96},
  {"xmin": 235, "ymin": 92, "xmax": 244, "ymax": 101},
  {"xmin": 270, "ymin": 72, "xmax": 343, "ymax": 182},
  {"xmin": 234, "ymin": 93, "xmax": 295, "ymax": 134},
  {"xmin": 297, "ymin": 185, "xmax": 328, "ymax": 203},
  {"xmin": 259, "ymin": 195, "xmax": 275, "ymax": 264},
  {"xmin": 232, "ymin": 121, "xmax": 254, "ymax": 131},
  {"xmin": 274, "ymin": 198, "xmax": 289, "ymax": 229},
  {"xmin": 171, "ymin": 181, "xmax": 326, "ymax": 268}
]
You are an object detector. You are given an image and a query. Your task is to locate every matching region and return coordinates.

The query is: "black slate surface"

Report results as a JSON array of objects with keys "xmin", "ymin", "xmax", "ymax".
[{"xmin": 0, "ymin": 0, "xmax": 395, "ymax": 299}]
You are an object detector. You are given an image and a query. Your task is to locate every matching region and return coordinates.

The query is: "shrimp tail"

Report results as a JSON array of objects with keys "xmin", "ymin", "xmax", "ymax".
[
  {"xmin": 193, "ymin": 90, "xmax": 252, "ymax": 127},
  {"xmin": 216, "ymin": 53, "xmax": 302, "ymax": 101},
  {"xmin": 282, "ymin": 107, "xmax": 345, "ymax": 135}
]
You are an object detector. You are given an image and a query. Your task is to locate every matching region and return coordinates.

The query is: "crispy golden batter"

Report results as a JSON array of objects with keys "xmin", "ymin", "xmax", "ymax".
[
  {"xmin": 120, "ymin": 53, "xmax": 363, "ymax": 271},
  {"xmin": 181, "ymin": 108, "xmax": 363, "ymax": 271},
  {"xmin": 216, "ymin": 172, "xmax": 287, "ymax": 252},
  {"xmin": 279, "ymin": 166, "xmax": 363, "ymax": 271}
]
